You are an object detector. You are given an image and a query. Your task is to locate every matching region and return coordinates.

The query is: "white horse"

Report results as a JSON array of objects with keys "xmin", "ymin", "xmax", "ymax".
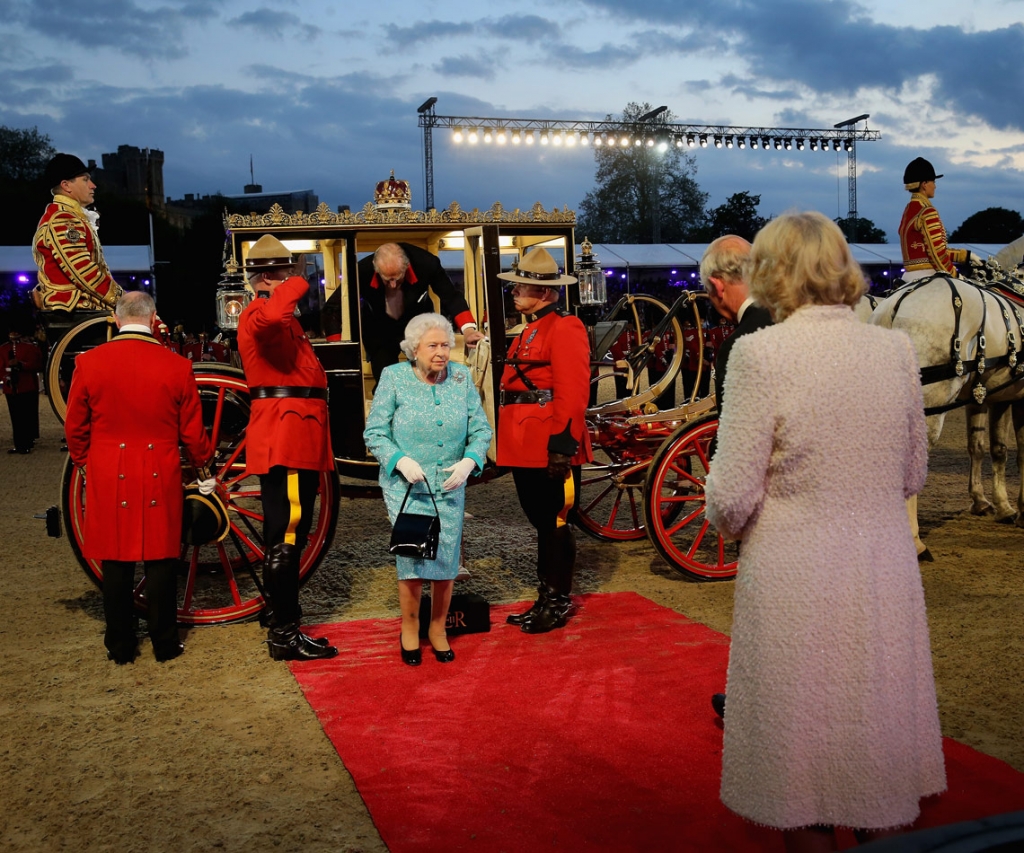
[{"xmin": 870, "ymin": 270, "xmax": 1024, "ymax": 557}]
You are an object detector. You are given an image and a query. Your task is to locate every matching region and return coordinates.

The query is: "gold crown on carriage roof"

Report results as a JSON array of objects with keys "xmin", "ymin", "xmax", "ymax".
[{"xmin": 374, "ymin": 170, "xmax": 412, "ymax": 210}]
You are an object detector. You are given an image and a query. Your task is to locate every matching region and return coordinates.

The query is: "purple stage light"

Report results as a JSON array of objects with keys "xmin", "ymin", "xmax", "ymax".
[{"xmin": 16, "ymin": 274, "xmax": 30, "ymax": 283}]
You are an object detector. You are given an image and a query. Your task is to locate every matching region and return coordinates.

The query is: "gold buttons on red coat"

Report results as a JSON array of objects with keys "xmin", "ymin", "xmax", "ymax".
[
  {"xmin": 152, "ymin": 472, "xmax": 158, "ymax": 477},
  {"xmin": 119, "ymin": 443, "xmax": 125, "ymax": 449},
  {"xmin": 120, "ymin": 501, "xmax": 127, "ymax": 507},
  {"xmin": 119, "ymin": 473, "xmax": 125, "ymax": 479},
  {"xmin": 150, "ymin": 500, "xmax": 157, "ymax": 506}
]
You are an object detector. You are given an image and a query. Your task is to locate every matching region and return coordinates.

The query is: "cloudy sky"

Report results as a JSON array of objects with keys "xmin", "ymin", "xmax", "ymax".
[{"xmin": 2, "ymin": 0, "xmax": 1023, "ymax": 241}]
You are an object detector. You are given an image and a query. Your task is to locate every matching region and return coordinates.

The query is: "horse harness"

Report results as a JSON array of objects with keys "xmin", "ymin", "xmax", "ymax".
[{"xmin": 886, "ymin": 274, "xmax": 1024, "ymax": 415}]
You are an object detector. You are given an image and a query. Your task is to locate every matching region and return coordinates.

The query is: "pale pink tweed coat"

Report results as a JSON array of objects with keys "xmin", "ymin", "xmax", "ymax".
[{"xmin": 704, "ymin": 304, "xmax": 946, "ymax": 830}]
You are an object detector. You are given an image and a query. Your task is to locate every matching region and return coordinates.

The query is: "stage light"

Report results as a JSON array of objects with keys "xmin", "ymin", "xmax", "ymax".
[
  {"xmin": 714, "ymin": 135, "xmax": 723, "ymax": 148},
  {"xmin": 452, "ymin": 126, "xmax": 464, "ymax": 143},
  {"xmin": 511, "ymin": 129, "xmax": 521, "ymax": 145},
  {"xmin": 737, "ymin": 137, "xmax": 746, "ymax": 149},
  {"xmin": 634, "ymin": 137, "xmax": 643, "ymax": 147},
  {"xmin": 843, "ymin": 139, "xmax": 853, "ymax": 151},
  {"xmin": 809, "ymin": 138, "xmax": 817, "ymax": 151},
  {"xmin": 578, "ymin": 132, "xmax": 589, "ymax": 146},
  {"xmin": 674, "ymin": 136, "xmax": 684, "ymax": 148},
  {"xmin": 699, "ymin": 134, "xmax": 708, "ymax": 147},
  {"xmin": 686, "ymin": 134, "xmax": 696, "ymax": 147},
  {"xmin": 524, "ymin": 131, "xmax": 535, "ymax": 145},
  {"xmin": 725, "ymin": 136, "xmax": 734, "ymax": 149},
  {"xmin": 483, "ymin": 127, "xmax": 493, "ymax": 143},
  {"xmin": 646, "ymin": 137, "xmax": 655, "ymax": 147},
  {"xmin": 750, "ymin": 137, "xmax": 759, "ymax": 149},
  {"xmin": 762, "ymin": 137, "xmax": 771, "ymax": 149},
  {"xmin": 833, "ymin": 139, "xmax": 842, "ymax": 151},
  {"xmin": 774, "ymin": 138, "xmax": 783, "ymax": 150},
  {"xmin": 784, "ymin": 139, "xmax": 792, "ymax": 150},
  {"xmin": 796, "ymin": 138, "xmax": 804, "ymax": 150},
  {"xmin": 467, "ymin": 127, "xmax": 479, "ymax": 144},
  {"xmin": 620, "ymin": 134, "xmax": 631, "ymax": 146},
  {"xmin": 593, "ymin": 134, "xmax": 603, "ymax": 147},
  {"xmin": 540, "ymin": 130, "xmax": 550, "ymax": 145},
  {"xmin": 495, "ymin": 128, "xmax": 507, "ymax": 145},
  {"xmin": 552, "ymin": 130, "xmax": 563, "ymax": 146}
]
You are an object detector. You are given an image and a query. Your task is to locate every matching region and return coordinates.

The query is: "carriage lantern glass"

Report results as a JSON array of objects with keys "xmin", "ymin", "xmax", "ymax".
[
  {"xmin": 215, "ymin": 263, "xmax": 252, "ymax": 331},
  {"xmin": 575, "ymin": 237, "xmax": 607, "ymax": 307}
]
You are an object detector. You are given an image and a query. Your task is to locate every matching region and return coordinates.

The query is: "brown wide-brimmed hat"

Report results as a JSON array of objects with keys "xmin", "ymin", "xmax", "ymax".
[
  {"xmin": 244, "ymin": 234, "xmax": 294, "ymax": 273},
  {"xmin": 497, "ymin": 248, "xmax": 577, "ymax": 287}
]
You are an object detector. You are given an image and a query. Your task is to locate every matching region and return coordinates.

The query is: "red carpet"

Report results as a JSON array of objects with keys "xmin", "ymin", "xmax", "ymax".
[{"xmin": 289, "ymin": 592, "xmax": 1024, "ymax": 852}]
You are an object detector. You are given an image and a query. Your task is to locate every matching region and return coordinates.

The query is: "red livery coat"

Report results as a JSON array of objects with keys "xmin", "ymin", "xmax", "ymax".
[
  {"xmin": 899, "ymin": 192, "xmax": 969, "ymax": 276},
  {"xmin": 33, "ymin": 195, "xmax": 122, "ymax": 310},
  {"xmin": 64, "ymin": 334, "xmax": 213, "ymax": 561},
  {"xmin": 497, "ymin": 308, "xmax": 594, "ymax": 468},
  {"xmin": 236, "ymin": 276, "xmax": 333, "ymax": 474}
]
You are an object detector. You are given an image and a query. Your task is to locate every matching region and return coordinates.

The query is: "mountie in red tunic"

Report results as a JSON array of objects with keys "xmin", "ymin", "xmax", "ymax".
[
  {"xmin": 497, "ymin": 305, "xmax": 594, "ymax": 469},
  {"xmin": 33, "ymin": 194, "xmax": 122, "ymax": 310},
  {"xmin": 899, "ymin": 192, "xmax": 969, "ymax": 277},
  {"xmin": 236, "ymin": 276, "xmax": 334, "ymax": 475},
  {"xmin": 64, "ymin": 333, "xmax": 213, "ymax": 561}
]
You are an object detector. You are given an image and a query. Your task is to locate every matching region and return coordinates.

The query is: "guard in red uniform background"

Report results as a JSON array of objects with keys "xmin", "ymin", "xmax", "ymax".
[
  {"xmin": 496, "ymin": 249, "xmax": 594, "ymax": 634},
  {"xmin": 64, "ymin": 292, "xmax": 214, "ymax": 664},
  {"xmin": 899, "ymin": 157, "xmax": 970, "ymax": 281},
  {"xmin": 32, "ymin": 153, "xmax": 123, "ymax": 312},
  {"xmin": 236, "ymin": 235, "xmax": 338, "ymax": 662},
  {"xmin": 1, "ymin": 323, "xmax": 43, "ymax": 454}
]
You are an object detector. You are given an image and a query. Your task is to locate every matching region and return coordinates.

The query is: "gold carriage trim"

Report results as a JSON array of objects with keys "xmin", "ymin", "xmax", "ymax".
[{"xmin": 225, "ymin": 200, "xmax": 576, "ymax": 229}]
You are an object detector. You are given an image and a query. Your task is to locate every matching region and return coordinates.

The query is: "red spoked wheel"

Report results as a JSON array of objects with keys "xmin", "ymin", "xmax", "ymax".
[
  {"xmin": 577, "ymin": 447, "xmax": 651, "ymax": 541},
  {"xmin": 642, "ymin": 415, "xmax": 738, "ymax": 581},
  {"xmin": 61, "ymin": 364, "xmax": 340, "ymax": 625}
]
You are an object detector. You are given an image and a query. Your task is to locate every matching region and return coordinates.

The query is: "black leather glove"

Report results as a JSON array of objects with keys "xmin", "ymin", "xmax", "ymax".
[{"xmin": 547, "ymin": 452, "xmax": 572, "ymax": 481}]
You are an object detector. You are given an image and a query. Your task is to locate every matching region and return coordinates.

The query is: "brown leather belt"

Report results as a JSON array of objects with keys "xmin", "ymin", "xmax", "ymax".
[
  {"xmin": 250, "ymin": 385, "xmax": 328, "ymax": 400},
  {"xmin": 500, "ymin": 389, "xmax": 553, "ymax": 406}
]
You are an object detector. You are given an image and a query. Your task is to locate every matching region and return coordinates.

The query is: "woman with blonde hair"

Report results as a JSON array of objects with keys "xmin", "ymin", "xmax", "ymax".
[{"xmin": 704, "ymin": 211, "xmax": 945, "ymax": 852}]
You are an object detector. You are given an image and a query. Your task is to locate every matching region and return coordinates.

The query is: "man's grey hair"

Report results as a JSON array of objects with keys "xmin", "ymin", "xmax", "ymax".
[
  {"xmin": 373, "ymin": 243, "xmax": 409, "ymax": 276},
  {"xmin": 699, "ymin": 235, "xmax": 751, "ymax": 291},
  {"xmin": 115, "ymin": 290, "xmax": 156, "ymax": 320},
  {"xmin": 400, "ymin": 313, "xmax": 454, "ymax": 361}
]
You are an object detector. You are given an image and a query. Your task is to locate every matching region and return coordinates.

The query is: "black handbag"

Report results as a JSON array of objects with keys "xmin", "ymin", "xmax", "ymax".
[{"xmin": 388, "ymin": 482, "xmax": 440, "ymax": 560}]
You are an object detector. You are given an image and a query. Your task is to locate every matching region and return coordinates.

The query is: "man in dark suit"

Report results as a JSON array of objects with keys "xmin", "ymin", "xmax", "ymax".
[
  {"xmin": 64, "ymin": 291, "xmax": 214, "ymax": 664},
  {"xmin": 700, "ymin": 235, "xmax": 773, "ymax": 411},
  {"xmin": 699, "ymin": 235, "xmax": 773, "ymax": 719},
  {"xmin": 358, "ymin": 242, "xmax": 484, "ymax": 382}
]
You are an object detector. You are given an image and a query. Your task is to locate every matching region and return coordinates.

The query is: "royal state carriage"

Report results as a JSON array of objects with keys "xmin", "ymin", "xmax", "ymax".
[{"xmin": 47, "ymin": 176, "xmax": 741, "ymax": 626}]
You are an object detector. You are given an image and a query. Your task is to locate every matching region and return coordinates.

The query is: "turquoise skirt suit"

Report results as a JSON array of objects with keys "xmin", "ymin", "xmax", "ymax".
[{"xmin": 363, "ymin": 361, "xmax": 493, "ymax": 580}]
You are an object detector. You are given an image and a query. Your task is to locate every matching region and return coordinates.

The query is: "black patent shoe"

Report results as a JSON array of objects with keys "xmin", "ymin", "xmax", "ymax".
[
  {"xmin": 430, "ymin": 642, "xmax": 455, "ymax": 663},
  {"xmin": 155, "ymin": 642, "xmax": 185, "ymax": 663},
  {"xmin": 506, "ymin": 600, "xmax": 540, "ymax": 626},
  {"xmin": 520, "ymin": 601, "xmax": 570, "ymax": 634},
  {"xmin": 400, "ymin": 639, "xmax": 422, "ymax": 666},
  {"xmin": 711, "ymin": 693, "xmax": 726, "ymax": 720}
]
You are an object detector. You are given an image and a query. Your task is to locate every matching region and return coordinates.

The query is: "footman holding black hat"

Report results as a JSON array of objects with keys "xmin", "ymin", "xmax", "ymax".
[
  {"xmin": 236, "ymin": 235, "xmax": 339, "ymax": 661},
  {"xmin": 899, "ymin": 157, "xmax": 970, "ymax": 281},
  {"xmin": 497, "ymin": 249, "xmax": 593, "ymax": 633},
  {"xmin": 33, "ymin": 153, "xmax": 123, "ymax": 311}
]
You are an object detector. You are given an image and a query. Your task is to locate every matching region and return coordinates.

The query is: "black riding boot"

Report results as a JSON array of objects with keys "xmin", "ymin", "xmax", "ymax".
[
  {"xmin": 506, "ymin": 530, "xmax": 551, "ymax": 626},
  {"xmin": 263, "ymin": 543, "xmax": 338, "ymax": 660},
  {"xmin": 521, "ymin": 526, "xmax": 577, "ymax": 634}
]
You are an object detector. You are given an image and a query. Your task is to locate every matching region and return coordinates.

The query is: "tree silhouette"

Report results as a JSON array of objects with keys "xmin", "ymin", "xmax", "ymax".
[
  {"xmin": 950, "ymin": 208, "xmax": 1024, "ymax": 244},
  {"xmin": 575, "ymin": 103, "xmax": 707, "ymax": 243}
]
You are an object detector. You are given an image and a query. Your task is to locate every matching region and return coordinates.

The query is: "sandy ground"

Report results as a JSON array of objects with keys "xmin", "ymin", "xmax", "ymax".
[{"xmin": 1, "ymin": 399, "xmax": 1021, "ymax": 852}]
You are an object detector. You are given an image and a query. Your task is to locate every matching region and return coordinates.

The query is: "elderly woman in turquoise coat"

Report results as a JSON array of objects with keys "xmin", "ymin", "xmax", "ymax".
[{"xmin": 363, "ymin": 313, "xmax": 492, "ymax": 666}]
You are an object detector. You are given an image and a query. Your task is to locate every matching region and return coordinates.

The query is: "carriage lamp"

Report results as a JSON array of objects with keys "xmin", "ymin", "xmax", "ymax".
[
  {"xmin": 215, "ymin": 263, "xmax": 252, "ymax": 331},
  {"xmin": 575, "ymin": 237, "xmax": 607, "ymax": 307}
]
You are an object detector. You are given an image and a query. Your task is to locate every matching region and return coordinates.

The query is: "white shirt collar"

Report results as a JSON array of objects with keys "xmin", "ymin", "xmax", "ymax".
[
  {"xmin": 736, "ymin": 297, "xmax": 755, "ymax": 323},
  {"xmin": 119, "ymin": 323, "xmax": 152, "ymax": 334}
]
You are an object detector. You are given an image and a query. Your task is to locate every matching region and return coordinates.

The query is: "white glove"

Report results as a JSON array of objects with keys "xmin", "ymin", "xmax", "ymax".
[
  {"xmin": 197, "ymin": 477, "xmax": 217, "ymax": 495},
  {"xmin": 395, "ymin": 456, "xmax": 426, "ymax": 483},
  {"xmin": 443, "ymin": 458, "xmax": 477, "ymax": 491}
]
